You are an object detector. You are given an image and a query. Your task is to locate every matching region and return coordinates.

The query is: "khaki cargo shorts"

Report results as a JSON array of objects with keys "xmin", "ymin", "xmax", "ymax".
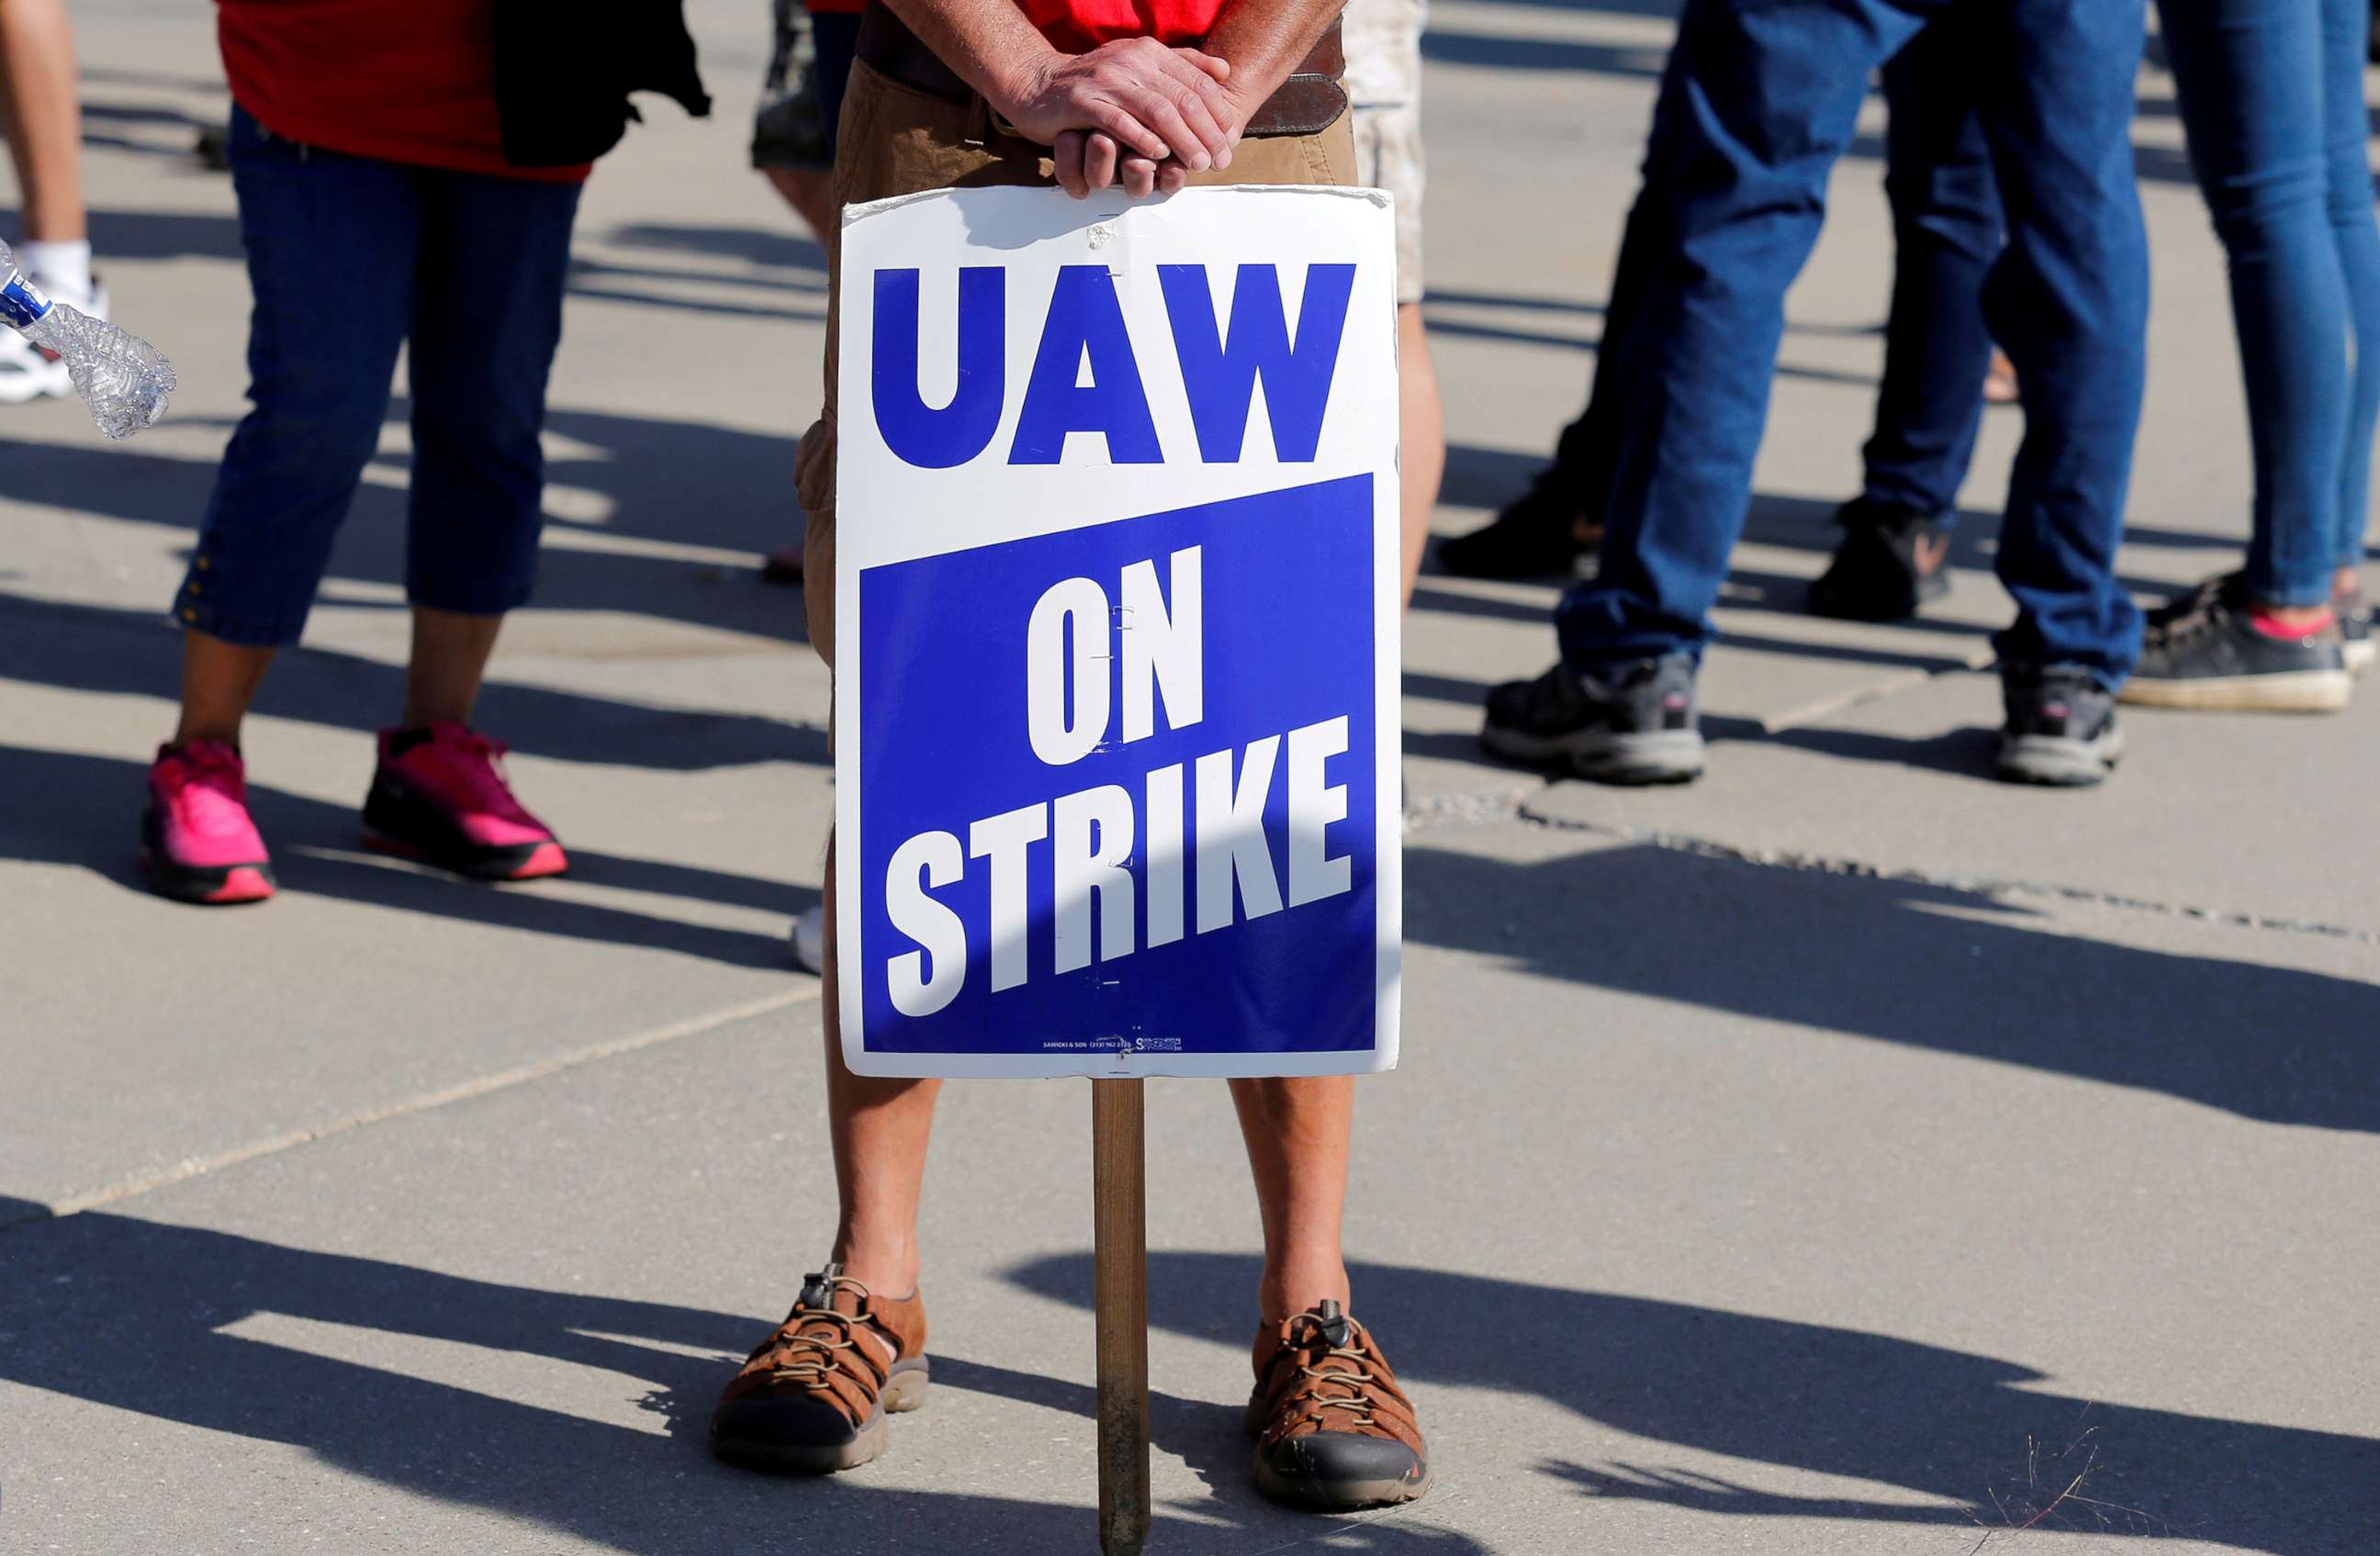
[
  {"xmin": 797, "ymin": 62, "xmax": 1358, "ymax": 667},
  {"xmin": 1342, "ymin": 0, "xmax": 1425, "ymax": 305}
]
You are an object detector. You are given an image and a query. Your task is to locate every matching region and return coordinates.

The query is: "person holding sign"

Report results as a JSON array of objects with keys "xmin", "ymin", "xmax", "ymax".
[{"xmin": 706, "ymin": 0, "xmax": 1431, "ymax": 1515}]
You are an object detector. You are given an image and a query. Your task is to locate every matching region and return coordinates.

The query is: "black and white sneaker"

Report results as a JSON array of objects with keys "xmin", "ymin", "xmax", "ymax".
[
  {"xmin": 1435, "ymin": 466, "xmax": 1597, "ymax": 580},
  {"xmin": 2117, "ymin": 581, "xmax": 2349, "ymax": 712},
  {"xmin": 1481, "ymin": 654, "xmax": 1704, "ymax": 784},
  {"xmin": 1999, "ymin": 665, "xmax": 2123, "ymax": 787},
  {"xmin": 1805, "ymin": 498, "xmax": 1951, "ymax": 622}
]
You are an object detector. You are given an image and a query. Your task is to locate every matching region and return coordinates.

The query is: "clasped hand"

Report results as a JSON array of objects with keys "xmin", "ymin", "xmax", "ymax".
[{"xmin": 998, "ymin": 36, "xmax": 1247, "ymax": 199}]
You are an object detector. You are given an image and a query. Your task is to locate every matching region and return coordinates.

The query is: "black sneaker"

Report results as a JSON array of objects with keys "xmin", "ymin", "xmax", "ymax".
[
  {"xmin": 2335, "ymin": 583, "xmax": 2373, "ymax": 676},
  {"xmin": 1998, "ymin": 665, "xmax": 2123, "ymax": 786},
  {"xmin": 1436, "ymin": 467, "xmax": 1598, "ymax": 580},
  {"xmin": 1480, "ymin": 654, "xmax": 1704, "ymax": 784},
  {"xmin": 2118, "ymin": 581, "xmax": 2350, "ymax": 712},
  {"xmin": 1806, "ymin": 498, "xmax": 1951, "ymax": 621}
]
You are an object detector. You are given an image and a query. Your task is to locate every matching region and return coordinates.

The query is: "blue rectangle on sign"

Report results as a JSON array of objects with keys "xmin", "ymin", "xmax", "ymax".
[{"xmin": 856, "ymin": 475, "xmax": 1379, "ymax": 1060}]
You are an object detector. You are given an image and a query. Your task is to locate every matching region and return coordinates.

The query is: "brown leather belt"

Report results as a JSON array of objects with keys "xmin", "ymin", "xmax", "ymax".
[{"xmin": 855, "ymin": 3, "xmax": 1349, "ymax": 140}]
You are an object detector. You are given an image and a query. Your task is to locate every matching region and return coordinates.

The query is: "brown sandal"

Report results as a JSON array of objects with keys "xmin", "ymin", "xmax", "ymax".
[{"xmin": 710, "ymin": 1264, "xmax": 929, "ymax": 1473}]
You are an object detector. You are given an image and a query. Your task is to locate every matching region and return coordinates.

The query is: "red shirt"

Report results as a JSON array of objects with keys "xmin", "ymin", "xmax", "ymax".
[
  {"xmin": 217, "ymin": 0, "xmax": 590, "ymax": 183},
  {"xmin": 1018, "ymin": 0, "xmax": 1229, "ymax": 51}
]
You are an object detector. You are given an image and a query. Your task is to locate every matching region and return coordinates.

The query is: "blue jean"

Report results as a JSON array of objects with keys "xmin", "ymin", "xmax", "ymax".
[
  {"xmin": 1548, "ymin": 21, "xmax": 2002, "ymax": 524},
  {"xmin": 1861, "ymin": 17, "xmax": 2000, "ymax": 517},
  {"xmin": 2158, "ymin": 0, "xmax": 2380, "ymax": 603},
  {"xmin": 814, "ymin": 9, "xmax": 861, "ymax": 157},
  {"xmin": 174, "ymin": 106, "xmax": 581, "ymax": 647},
  {"xmin": 1556, "ymin": 0, "xmax": 2150, "ymax": 684}
]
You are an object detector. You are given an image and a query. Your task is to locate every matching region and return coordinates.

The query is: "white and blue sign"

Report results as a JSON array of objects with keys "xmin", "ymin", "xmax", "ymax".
[{"xmin": 836, "ymin": 186, "xmax": 1401, "ymax": 1079}]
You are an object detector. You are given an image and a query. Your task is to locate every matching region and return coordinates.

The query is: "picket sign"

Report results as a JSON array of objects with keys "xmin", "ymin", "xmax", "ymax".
[{"xmin": 835, "ymin": 184, "xmax": 1401, "ymax": 1551}]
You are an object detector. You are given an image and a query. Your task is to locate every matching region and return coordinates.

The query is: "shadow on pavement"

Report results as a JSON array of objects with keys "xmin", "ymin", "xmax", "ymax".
[
  {"xmin": 0, "ymin": 744, "xmax": 803, "ymax": 968},
  {"xmin": 0, "ymin": 394, "xmax": 819, "ymax": 650},
  {"xmin": 1405, "ymin": 837, "xmax": 2380, "ymax": 1133},
  {"xmin": 601, "ymin": 220, "xmax": 827, "ymax": 274},
  {"xmin": 1007, "ymin": 1251, "xmax": 2377, "ymax": 1556},
  {"xmin": 0, "ymin": 1205, "xmax": 1482, "ymax": 1556},
  {"xmin": 0, "ymin": 598, "xmax": 822, "ymax": 772}
]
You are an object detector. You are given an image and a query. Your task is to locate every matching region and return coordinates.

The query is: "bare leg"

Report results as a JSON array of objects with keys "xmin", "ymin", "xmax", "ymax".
[
  {"xmin": 823, "ymin": 1047, "xmax": 940, "ymax": 1298},
  {"xmin": 401, "ymin": 605, "xmax": 503, "ymax": 729},
  {"xmin": 1397, "ymin": 303, "xmax": 1444, "ymax": 609},
  {"xmin": 1229, "ymin": 1075, "xmax": 1354, "ymax": 1322},
  {"xmin": 820, "ymin": 840, "xmax": 942, "ymax": 1295},
  {"xmin": 0, "ymin": 0, "xmax": 86, "ymax": 243},
  {"xmin": 174, "ymin": 631, "xmax": 275, "ymax": 748}
]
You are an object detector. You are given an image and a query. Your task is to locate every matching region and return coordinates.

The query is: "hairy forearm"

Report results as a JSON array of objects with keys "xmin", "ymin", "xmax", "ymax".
[
  {"xmin": 1202, "ymin": 0, "xmax": 1344, "ymax": 115},
  {"xmin": 880, "ymin": 0, "xmax": 1059, "ymax": 115}
]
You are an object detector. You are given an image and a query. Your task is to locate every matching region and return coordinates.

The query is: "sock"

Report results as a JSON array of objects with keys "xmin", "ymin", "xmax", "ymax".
[
  {"xmin": 17, "ymin": 239, "xmax": 93, "ymax": 303},
  {"xmin": 2248, "ymin": 606, "xmax": 2332, "ymax": 642}
]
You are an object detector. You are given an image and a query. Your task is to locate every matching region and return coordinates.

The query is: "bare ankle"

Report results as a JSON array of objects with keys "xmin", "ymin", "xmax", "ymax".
[
  {"xmin": 829, "ymin": 1232, "xmax": 921, "ymax": 1299},
  {"xmin": 1258, "ymin": 1260, "xmax": 1352, "ymax": 1325},
  {"xmin": 170, "ymin": 720, "xmax": 241, "ymax": 751}
]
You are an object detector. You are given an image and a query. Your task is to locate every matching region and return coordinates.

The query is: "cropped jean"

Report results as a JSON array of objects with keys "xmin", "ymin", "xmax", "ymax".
[
  {"xmin": 1555, "ymin": 0, "xmax": 2150, "ymax": 684},
  {"xmin": 174, "ymin": 106, "xmax": 581, "ymax": 646},
  {"xmin": 2158, "ymin": 0, "xmax": 2380, "ymax": 603}
]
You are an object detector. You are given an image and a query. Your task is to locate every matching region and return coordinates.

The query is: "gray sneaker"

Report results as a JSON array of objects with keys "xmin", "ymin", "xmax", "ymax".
[
  {"xmin": 1999, "ymin": 665, "xmax": 2123, "ymax": 786},
  {"xmin": 1481, "ymin": 654, "xmax": 1704, "ymax": 785}
]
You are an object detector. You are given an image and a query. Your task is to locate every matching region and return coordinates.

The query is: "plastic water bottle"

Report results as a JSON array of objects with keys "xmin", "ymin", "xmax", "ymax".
[{"xmin": 0, "ymin": 238, "xmax": 175, "ymax": 440}]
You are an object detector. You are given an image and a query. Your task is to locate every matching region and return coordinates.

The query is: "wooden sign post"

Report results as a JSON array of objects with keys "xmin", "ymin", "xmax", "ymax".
[{"xmin": 1092, "ymin": 1079, "xmax": 1151, "ymax": 1555}]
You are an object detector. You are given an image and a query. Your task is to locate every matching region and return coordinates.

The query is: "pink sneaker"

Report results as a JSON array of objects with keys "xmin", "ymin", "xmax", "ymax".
[
  {"xmin": 141, "ymin": 740, "xmax": 275, "ymax": 904},
  {"xmin": 362, "ymin": 722, "xmax": 568, "ymax": 881}
]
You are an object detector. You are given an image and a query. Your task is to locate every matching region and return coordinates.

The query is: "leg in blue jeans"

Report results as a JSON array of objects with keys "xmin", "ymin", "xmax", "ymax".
[
  {"xmin": 2159, "ymin": 0, "xmax": 2351, "ymax": 607},
  {"xmin": 1863, "ymin": 18, "xmax": 2000, "ymax": 518},
  {"xmin": 1524, "ymin": 24, "xmax": 1996, "ymax": 537},
  {"xmin": 2319, "ymin": 0, "xmax": 2380, "ymax": 574},
  {"xmin": 1555, "ymin": 0, "xmax": 2147, "ymax": 682},
  {"xmin": 1555, "ymin": 0, "xmax": 1929, "ymax": 672},
  {"xmin": 1971, "ymin": 0, "xmax": 2150, "ymax": 674},
  {"xmin": 404, "ymin": 170, "xmax": 580, "ymax": 619},
  {"xmin": 174, "ymin": 107, "xmax": 417, "ymax": 646},
  {"xmin": 1559, "ymin": 36, "xmax": 2000, "ymax": 529}
]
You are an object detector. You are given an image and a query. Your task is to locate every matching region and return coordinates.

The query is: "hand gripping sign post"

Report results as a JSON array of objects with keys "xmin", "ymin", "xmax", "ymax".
[{"xmin": 836, "ymin": 184, "xmax": 1399, "ymax": 1552}]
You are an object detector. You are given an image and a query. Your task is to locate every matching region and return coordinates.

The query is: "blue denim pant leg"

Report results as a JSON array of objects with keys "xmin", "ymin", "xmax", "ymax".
[
  {"xmin": 2319, "ymin": 0, "xmax": 2380, "ymax": 573},
  {"xmin": 1970, "ymin": 0, "xmax": 2150, "ymax": 679},
  {"xmin": 1861, "ymin": 17, "xmax": 2001, "ymax": 519},
  {"xmin": 174, "ymin": 107, "xmax": 417, "ymax": 646},
  {"xmin": 1555, "ymin": 0, "xmax": 1936, "ymax": 671},
  {"xmin": 2160, "ymin": 0, "xmax": 2348, "ymax": 606},
  {"xmin": 403, "ymin": 170, "xmax": 580, "ymax": 619}
]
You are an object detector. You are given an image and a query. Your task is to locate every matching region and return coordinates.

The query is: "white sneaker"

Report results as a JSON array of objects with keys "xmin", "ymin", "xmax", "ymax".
[
  {"xmin": 0, "ymin": 277, "xmax": 106, "ymax": 404},
  {"xmin": 789, "ymin": 903, "xmax": 825, "ymax": 975}
]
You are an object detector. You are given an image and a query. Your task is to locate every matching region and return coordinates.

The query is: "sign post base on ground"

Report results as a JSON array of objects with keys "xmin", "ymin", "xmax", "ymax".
[{"xmin": 1092, "ymin": 1078, "xmax": 1151, "ymax": 1555}]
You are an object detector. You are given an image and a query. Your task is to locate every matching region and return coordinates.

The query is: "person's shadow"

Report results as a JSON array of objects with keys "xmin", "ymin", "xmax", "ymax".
[
  {"xmin": 0, "ymin": 1204, "xmax": 1486, "ymax": 1556},
  {"xmin": 1006, "ymin": 1251, "xmax": 2377, "ymax": 1556}
]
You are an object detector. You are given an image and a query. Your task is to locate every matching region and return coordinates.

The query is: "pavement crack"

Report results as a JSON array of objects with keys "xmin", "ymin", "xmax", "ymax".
[
  {"xmin": 1401, "ymin": 784, "xmax": 1534, "ymax": 831},
  {"xmin": 1510, "ymin": 796, "xmax": 2380, "ymax": 946},
  {"xmin": 0, "ymin": 985, "xmax": 821, "ymax": 1235}
]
